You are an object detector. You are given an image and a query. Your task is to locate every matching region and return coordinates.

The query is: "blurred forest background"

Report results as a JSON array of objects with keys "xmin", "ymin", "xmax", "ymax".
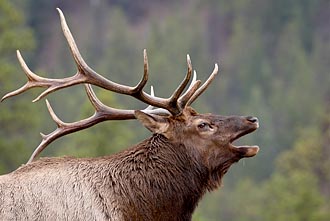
[{"xmin": 1, "ymin": 0, "xmax": 330, "ymax": 220}]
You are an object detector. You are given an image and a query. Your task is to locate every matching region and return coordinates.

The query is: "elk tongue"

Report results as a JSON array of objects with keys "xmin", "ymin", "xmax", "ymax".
[{"xmin": 236, "ymin": 145, "xmax": 259, "ymax": 158}]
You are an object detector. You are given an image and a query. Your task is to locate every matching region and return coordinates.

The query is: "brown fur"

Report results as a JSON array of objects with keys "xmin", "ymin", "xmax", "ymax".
[{"xmin": 0, "ymin": 107, "xmax": 259, "ymax": 220}]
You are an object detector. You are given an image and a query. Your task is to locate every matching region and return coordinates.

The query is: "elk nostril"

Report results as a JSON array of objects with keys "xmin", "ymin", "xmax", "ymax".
[{"xmin": 246, "ymin": 116, "xmax": 258, "ymax": 123}]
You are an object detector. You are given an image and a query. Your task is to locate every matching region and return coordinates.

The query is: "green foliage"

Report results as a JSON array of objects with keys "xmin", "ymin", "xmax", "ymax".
[
  {"xmin": 262, "ymin": 172, "xmax": 327, "ymax": 221},
  {"xmin": 0, "ymin": 0, "xmax": 37, "ymax": 173},
  {"xmin": 0, "ymin": 1, "xmax": 34, "ymax": 56},
  {"xmin": 260, "ymin": 121, "xmax": 330, "ymax": 221},
  {"xmin": 194, "ymin": 179, "xmax": 264, "ymax": 221}
]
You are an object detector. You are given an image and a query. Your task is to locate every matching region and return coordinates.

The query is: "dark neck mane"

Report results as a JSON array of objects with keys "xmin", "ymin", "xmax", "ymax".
[{"xmin": 108, "ymin": 133, "xmax": 208, "ymax": 220}]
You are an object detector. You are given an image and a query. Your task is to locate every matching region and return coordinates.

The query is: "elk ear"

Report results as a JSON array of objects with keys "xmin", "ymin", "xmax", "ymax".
[{"xmin": 134, "ymin": 110, "xmax": 169, "ymax": 134}]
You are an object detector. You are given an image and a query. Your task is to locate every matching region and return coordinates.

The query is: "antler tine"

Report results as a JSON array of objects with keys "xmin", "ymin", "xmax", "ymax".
[
  {"xmin": 57, "ymin": 8, "xmax": 129, "ymax": 94},
  {"xmin": 85, "ymin": 84, "xmax": 170, "ymax": 117},
  {"xmin": 57, "ymin": 9, "xmax": 150, "ymax": 97},
  {"xmin": 84, "ymin": 84, "xmax": 137, "ymax": 119},
  {"xmin": 28, "ymin": 99, "xmax": 69, "ymax": 163},
  {"xmin": 168, "ymin": 55, "xmax": 193, "ymax": 107},
  {"xmin": 132, "ymin": 49, "xmax": 149, "ymax": 93},
  {"xmin": 187, "ymin": 70, "xmax": 198, "ymax": 91},
  {"xmin": 144, "ymin": 86, "xmax": 155, "ymax": 111},
  {"xmin": 178, "ymin": 70, "xmax": 202, "ymax": 108},
  {"xmin": 1, "ymin": 51, "xmax": 50, "ymax": 102},
  {"xmin": 187, "ymin": 63, "xmax": 219, "ymax": 106},
  {"xmin": 56, "ymin": 8, "xmax": 86, "ymax": 72},
  {"xmin": 84, "ymin": 84, "xmax": 116, "ymax": 113},
  {"xmin": 142, "ymin": 86, "xmax": 171, "ymax": 115},
  {"xmin": 46, "ymin": 99, "xmax": 66, "ymax": 128}
]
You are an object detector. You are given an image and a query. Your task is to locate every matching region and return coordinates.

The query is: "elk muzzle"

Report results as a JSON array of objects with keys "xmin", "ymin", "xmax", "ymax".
[{"xmin": 229, "ymin": 116, "xmax": 259, "ymax": 158}]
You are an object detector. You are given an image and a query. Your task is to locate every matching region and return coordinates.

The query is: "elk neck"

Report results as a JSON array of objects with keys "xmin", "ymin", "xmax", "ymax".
[{"xmin": 89, "ymin": 133, "xmax": 210, "ymax": 219}]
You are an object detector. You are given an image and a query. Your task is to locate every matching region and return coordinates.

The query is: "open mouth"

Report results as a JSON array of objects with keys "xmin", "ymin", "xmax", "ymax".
[{"xmin": 230, "ymin": 120, "xmax": 259, "ymax": 158}]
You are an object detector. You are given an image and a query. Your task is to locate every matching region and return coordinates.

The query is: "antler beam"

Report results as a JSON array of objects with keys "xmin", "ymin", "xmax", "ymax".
[{"xmin": 1, "ymin": 8, "xmax": 219, "ymax": 162}]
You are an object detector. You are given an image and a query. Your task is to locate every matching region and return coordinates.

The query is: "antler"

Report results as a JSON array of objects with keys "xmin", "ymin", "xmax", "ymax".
[{"xmin": 1, "ymin": 8, "xmax": 219, "ymax": 163}]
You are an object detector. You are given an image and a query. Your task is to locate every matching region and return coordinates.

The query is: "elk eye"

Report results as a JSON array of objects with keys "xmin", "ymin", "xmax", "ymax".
[{"xmin": 198, "ymin": 122, "xmax": 210, "ymax": 129}]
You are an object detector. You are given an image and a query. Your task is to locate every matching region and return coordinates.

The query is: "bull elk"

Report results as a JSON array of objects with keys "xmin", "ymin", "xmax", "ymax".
[{"xmin": 0, "ymin": 9, "xmax": 260, "ymax": 221}]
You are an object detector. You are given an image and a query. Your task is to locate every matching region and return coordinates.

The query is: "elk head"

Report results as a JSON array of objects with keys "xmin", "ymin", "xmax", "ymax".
[
  {"xmin": 1, "ymin": 8, "xmax": 259, "ymax": 170},
  {"xmin": 135, "ymin": 106, "xmax": 259, "ymax": 189}
]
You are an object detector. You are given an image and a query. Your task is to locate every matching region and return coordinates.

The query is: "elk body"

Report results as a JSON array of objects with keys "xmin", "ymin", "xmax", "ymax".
[{"xmin": 0, "ymin": 9, "xmax": 260, "ymax": 221}]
